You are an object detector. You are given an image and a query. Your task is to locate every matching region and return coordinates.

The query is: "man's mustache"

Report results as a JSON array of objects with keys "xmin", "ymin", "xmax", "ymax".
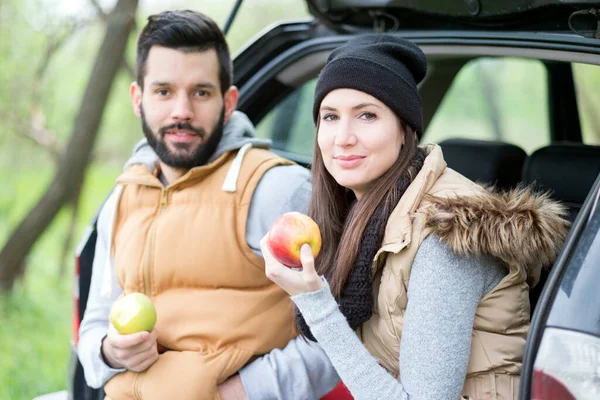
[{"xmin": 159, "ymin": 122, "xmax": 205, "ymax": 138}]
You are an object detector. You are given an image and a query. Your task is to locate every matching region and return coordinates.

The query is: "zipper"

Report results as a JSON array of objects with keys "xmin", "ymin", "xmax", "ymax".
[
  {"xmin": 133, "ymin": 189, "xmax": 168, "ymax": 399},
  {"xmin": 142, "ymin": 189, "xmax": 169, "ymax": 296}
]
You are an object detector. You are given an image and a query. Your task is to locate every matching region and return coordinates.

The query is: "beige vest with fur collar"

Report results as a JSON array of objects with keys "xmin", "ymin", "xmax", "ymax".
[{"xmin": 358, "ymin": 144, "xmax": 568, "ymax": 400}]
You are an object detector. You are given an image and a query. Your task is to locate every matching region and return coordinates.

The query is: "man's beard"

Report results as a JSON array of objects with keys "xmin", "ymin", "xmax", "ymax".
[{"xmin": 141, "ymin": 105, "xmax": 225, "ymax": 169}]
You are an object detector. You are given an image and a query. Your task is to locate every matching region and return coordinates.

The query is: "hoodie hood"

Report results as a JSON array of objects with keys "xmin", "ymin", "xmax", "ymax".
[{"xmin": 123, "ymin": 111, "xmax": 271, "ymax": 171}]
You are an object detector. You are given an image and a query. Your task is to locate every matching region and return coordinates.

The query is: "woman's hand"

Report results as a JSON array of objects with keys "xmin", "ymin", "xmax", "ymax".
[{"xmin": 260, "ymin": 235, "xmax": 324, "ymax": 296}]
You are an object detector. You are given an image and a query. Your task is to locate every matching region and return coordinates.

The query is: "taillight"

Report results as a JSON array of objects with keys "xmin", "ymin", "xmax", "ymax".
[
  {"xmin": 533, "ymin": 370, "xmax": 576, "ymax": 400},
  {"xmin": 533, "ymin": 327, "xmax": 600, "ymax": 400},
  {"xmin": 72, "ymin": 253, "xmax": 81, "ymax": 347}
]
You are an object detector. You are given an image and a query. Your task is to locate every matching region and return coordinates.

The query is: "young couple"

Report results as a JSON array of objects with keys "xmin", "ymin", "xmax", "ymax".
[{"xmin": 78, "ymin": 9, "xmax": 568, "ymax": 400}]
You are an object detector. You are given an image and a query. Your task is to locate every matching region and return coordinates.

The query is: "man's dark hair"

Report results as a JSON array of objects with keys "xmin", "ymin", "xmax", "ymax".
[{"xmin": 136, "ymin": 10, "xmax": 232, "ymax": 94}]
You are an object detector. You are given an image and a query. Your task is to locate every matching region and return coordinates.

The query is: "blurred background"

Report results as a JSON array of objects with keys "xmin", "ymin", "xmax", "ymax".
[
  {"xmin": 0, "ymin": 0, "xmax": 599, "ymax": 399},
  {"xmin": 0, "ymin": 0, "xmax": 310, "ymax": 398}
]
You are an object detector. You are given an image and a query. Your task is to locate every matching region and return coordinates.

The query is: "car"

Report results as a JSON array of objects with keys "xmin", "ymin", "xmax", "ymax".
[{"xmin": 38, "ymin": 0, "xmax": 600, "ymax": 399}]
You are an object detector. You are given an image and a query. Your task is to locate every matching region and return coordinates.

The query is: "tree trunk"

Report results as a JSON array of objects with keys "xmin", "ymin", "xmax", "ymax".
[
  {"xmin": 578, "ymin": 81, "xmax": 600, "ymax": 142},
  {"xmin": 479, "ymin": 62, "xmax": 504, "ymax": 141},
  {"xmin": 0, "ymin": 0, "xmax": 138, "ymax": 292},
  {"xmin": 58, "ymin": 184, "xmax": 82, "ymax": 278}
]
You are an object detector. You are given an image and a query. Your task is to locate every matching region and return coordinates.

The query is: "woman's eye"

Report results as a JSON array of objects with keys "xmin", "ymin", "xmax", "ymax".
[
  {"xmin": 322, "ymin": 114, "xmax": 338, "ymax": 121},
  {"xmin": 360, "ymin": 112, "xmax": 377, "ymax": 121}
]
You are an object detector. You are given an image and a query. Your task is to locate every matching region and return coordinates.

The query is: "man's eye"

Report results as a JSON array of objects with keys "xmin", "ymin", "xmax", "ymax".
[
  {"xmin": 195, "ymin": 90, "xmax": 208, "ymax": 97},
  {"xmin": 156, "ymin": 89, "xmax": 169, "ymax": 96}
]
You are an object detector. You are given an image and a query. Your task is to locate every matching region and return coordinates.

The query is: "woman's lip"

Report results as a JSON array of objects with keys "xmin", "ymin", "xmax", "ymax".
[
  {"xmin": 334, "ymin": 156, "xmax": 365, "ymax": 168},
  {"xmin": 335, "ymin": 156, "xmax": 364, "ymax": 160}
]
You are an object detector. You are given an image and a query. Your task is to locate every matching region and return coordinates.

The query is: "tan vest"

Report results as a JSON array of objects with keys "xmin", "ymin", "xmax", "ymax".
[
  {"xmin": 104, "ymin": 149, "xmax": 297, "ymax": 400},
  {"xmin": 359, "ymin": 145, "xmax": 530, "ymax": 400}
]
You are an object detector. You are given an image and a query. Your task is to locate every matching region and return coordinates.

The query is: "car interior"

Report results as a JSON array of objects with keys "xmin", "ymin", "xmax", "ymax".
[{"xmin": 246, "ymin": 45, "xmax": 600, "ymax": 316}]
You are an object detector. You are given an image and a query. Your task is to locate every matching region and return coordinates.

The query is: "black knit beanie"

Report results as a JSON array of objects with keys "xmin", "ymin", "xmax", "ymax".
[{"xmin": 313, "ymin": 34, "xmax": 427, "ymax": 138}]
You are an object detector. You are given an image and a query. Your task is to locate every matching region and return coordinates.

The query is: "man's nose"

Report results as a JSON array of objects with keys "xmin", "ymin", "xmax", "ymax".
[{"xmin": 171, "ymin": 94, "xmax": 194, "ymax": 121}]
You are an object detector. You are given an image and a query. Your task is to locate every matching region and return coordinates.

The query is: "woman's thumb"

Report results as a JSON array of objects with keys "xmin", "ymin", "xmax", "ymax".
[{"xmin": 300, "ymin": 244, "xmax": 315, "ymax": 272}]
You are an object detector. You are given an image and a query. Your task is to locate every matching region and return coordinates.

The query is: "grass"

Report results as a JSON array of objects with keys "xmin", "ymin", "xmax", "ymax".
[{"xmin": 0, "ymin": 162, "xmax": 120, "ymax": 400}]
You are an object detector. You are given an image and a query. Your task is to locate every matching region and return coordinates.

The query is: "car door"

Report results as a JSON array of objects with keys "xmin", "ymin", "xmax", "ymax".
[{"xmin": 520, "ymin": 173, "xmax": 600, "ymax": 400}]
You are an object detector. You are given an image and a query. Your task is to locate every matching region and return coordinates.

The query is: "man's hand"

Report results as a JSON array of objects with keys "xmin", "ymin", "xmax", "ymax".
[
  {"xmin": 218, "ymin": 374, "xmax": 248, "ymax": 400},
  {"xmin": 101, "ymin": 324, "xmax": 159, "ymax": 372}
]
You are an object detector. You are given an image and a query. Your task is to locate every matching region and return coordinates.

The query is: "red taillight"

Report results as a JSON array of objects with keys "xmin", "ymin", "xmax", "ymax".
[
  {"xmin": 532, "ymin": 369, "xmax": 576, "ymax": 400},
  {"xmin": 321, "ymin": 382, "xmax": 354, "ymax": 400},
  {"xmin": 72, "ymin": 253, "xmax": 81, "ymax": 347},
  {"xmin": 533, "ymin": 328, "xmax": 600, "ymax": 400}
]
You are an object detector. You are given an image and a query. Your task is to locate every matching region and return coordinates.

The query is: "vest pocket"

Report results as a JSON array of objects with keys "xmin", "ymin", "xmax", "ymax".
[
  {"xmin": 132, "ymin": 347, "xmax": 254, "ymax": 400},
  {"xmin": 463, "ymin": 372, "xmax": 519, "ymax": 400},
  {"xmin": 463, "ymin": 373, "xmax": 496, "ymax": 399}
]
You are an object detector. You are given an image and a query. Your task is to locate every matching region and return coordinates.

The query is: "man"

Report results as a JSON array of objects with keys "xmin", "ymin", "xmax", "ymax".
[{"xmin": 77, "ymin": 10, "xmax": 339, "ymax": 400}]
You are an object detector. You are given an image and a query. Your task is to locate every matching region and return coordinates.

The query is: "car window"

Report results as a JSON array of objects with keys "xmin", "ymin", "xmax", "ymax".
[
  {"xmin": 573, "ymin": 63, "xmax": 600, "ymax": 146},
  {"xmin": 423, "ymin": 57, "xmax": 550, "ymax": 154},
  {"xmin": 255, "ymin": 80, "xmax": 317, "ymax": 158},
  {"xmin": 257, "ymin": 57, "xmax": 551, "ymax": 158}
]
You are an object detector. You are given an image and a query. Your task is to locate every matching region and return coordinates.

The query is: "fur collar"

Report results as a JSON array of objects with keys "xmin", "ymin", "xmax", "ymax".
[{"xmin": 425, "ymin": 186, "xmax": 570, "ymax": 277}]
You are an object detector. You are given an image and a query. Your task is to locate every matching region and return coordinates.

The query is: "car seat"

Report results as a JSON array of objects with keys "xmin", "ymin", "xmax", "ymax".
[{"xmin": 439, "ymin": 138, "xmax": 527, "ymax": 190}]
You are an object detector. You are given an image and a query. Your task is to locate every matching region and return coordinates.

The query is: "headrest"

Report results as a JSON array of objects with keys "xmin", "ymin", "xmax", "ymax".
[
  {"xmin": 523, "ymin": 143, "xmax": 600, "ymax": 207},
  {"xmin": 439, "ymin": 138, "xmax": 527, "ymax": 190}
]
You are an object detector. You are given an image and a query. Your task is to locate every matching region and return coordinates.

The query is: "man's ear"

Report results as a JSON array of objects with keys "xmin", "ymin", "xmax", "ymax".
[
  {"xmin": 130, "ymin": 82, "xmax": 143, "ymax": 118},
  {"xmin": 223, "ymin": 86, "xmax": 239, "ymax": 122}
]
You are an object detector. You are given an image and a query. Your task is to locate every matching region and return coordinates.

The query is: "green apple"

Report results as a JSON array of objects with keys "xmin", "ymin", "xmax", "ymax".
[{"xmin": 109, "ymin": 292, "xmax": 157, "ymax": 335}]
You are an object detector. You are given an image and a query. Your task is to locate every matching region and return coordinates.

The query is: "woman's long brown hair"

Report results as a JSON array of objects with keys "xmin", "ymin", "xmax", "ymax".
[{"xmin": 309, "ymin": 121, "xmax": 420, "ymax": 298}]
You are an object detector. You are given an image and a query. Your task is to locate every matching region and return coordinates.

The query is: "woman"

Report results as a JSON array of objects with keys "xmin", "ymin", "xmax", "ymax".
[{"xmin": 261, "ymin": 34, "xmax": 569, "ymax": 399}]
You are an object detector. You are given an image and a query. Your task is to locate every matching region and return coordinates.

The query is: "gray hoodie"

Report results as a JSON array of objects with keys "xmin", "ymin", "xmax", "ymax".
[{"xmin": 77, "ymin": 111, "xmax": 340, "ymax": 398}]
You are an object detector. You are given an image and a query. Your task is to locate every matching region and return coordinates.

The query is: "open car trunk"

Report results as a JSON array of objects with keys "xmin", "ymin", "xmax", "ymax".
[{"xmin": 306, "ymin": 0, "xmax": 600, "ymax": 36}]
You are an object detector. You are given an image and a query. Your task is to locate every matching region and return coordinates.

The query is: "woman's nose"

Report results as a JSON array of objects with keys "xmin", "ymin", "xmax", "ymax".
[{"xmin": 334, "ymin": 120, "xmax": 357, "ymax": 147}]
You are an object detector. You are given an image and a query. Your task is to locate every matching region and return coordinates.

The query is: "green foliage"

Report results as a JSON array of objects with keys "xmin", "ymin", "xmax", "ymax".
[
  {"xmin": 0, "ymin": 163, "xmax": 120, "ymax": 399},
  {"xmin": 425, "ymin": 58, "xmax": 551, "ymax": 153},
  {"xmin": 0, "ymin": 1, "xmax": 311, "ymax": 398},
  {"xmin": 0, "ymin": 282, "xmax": 71, "ymax": 399}
]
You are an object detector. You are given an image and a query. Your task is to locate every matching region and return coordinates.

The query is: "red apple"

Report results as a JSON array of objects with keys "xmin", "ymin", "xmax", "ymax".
[{"xmin": 267, "ymin": 212, "xmax": 322, "ymax": 268}]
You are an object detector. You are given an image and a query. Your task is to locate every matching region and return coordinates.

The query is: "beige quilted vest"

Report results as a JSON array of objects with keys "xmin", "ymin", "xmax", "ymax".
[{"xmin": 359, "ymin": 145, "xmax": 539, "ymax": 400}]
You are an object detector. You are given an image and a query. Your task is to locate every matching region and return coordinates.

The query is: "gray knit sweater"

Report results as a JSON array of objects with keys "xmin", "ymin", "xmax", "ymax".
[{"xmin": 290, "ymin": 235, "xmax": 506, "ymax": 400}]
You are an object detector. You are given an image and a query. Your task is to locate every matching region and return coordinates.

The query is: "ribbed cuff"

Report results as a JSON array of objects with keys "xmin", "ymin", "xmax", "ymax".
[{"xmin": 291, "ymin": 279, "xmax": 339, "ymax": 327}]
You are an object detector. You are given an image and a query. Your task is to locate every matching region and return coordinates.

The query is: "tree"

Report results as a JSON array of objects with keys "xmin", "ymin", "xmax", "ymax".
[
  {"xmin": 0, "ymin": 0, "xmax": 139, "ymax": 292},
  {"xmin": 478, "ymin": 61, "xmax": 504, "ymax": 141}
]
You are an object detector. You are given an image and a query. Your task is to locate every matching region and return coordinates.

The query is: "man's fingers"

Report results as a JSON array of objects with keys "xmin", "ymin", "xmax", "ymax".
[
  {"xmin": 128, "ymin": 344, "xmax": 157, "ymax": 365},
  {"xmin": 148, "ymin": 327, "xmax": 158, "ymax": 342},
  {"xmin": 134, "ymin": 353, "xmax": 159, "ymax": 372},
  {"xmin": 128, "ymin": 349, "xmax": 159, "ymax": 372},
  {"xmin": 112, "ymin": 330, "xmax": 150, "ymax": 349},
  {"xmin": 126, "ymin": 335, "xmax": 157, "ymax": 356}
]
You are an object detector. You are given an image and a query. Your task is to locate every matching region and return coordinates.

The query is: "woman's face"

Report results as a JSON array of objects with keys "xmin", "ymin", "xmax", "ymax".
[{"xmin": 317, "ymin": 88, "xmax": 405, "ymax": 199}]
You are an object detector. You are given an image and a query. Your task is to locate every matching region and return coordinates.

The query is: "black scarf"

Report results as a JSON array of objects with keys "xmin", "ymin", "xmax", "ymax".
[{"xmin": 296, "ymin": 148, "xmax": 426, "ymax": 341}]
